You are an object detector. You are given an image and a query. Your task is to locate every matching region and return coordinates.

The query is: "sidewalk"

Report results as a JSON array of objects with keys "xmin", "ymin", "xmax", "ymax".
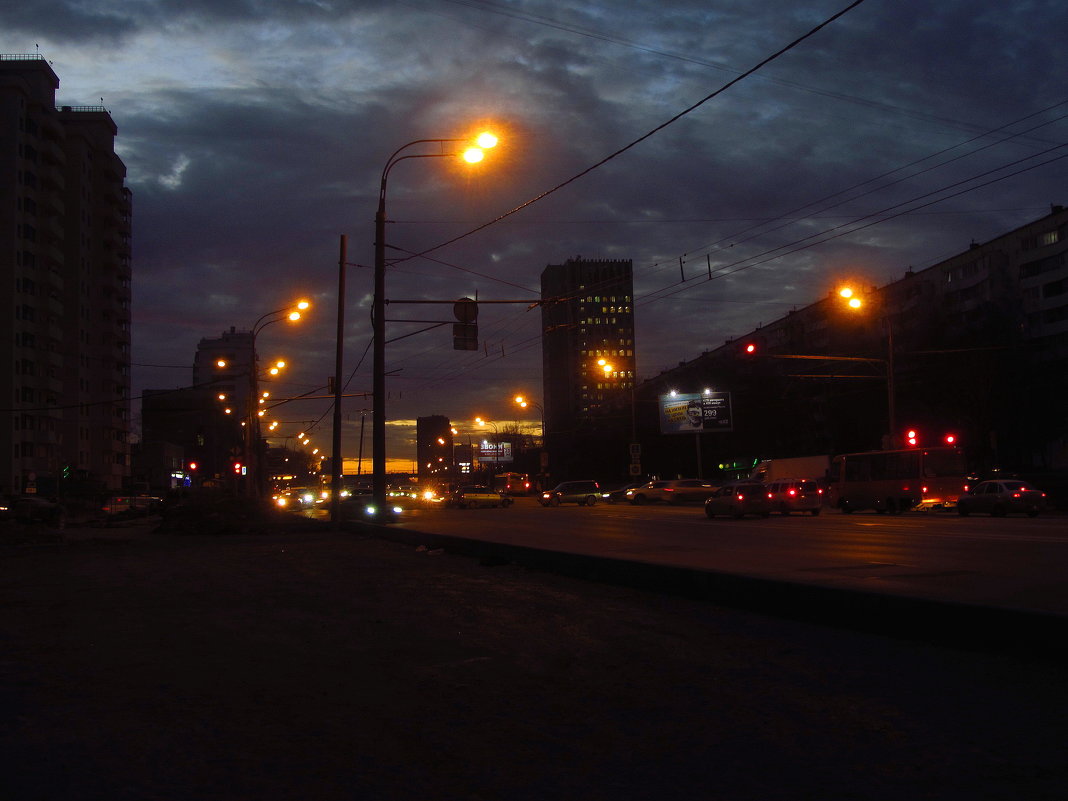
[{"xmin": 2, "ymin": 521, "xmax": 1067, "ymax": 800}]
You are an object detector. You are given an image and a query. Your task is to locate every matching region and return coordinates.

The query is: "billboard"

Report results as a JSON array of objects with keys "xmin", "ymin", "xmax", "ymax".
[
  {"xmin": 477, "ymin": 440, "xmax": 513, "ymax": 463},
  {"xmin": 658, "ymin": 392, "xmax": 733, "ymax": 435}
]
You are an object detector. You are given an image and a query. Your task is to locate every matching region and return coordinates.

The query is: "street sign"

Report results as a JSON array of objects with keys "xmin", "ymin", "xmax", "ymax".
[{"xmin": 629, "ymin": 463, "xmax": 642, "ymax": 476}]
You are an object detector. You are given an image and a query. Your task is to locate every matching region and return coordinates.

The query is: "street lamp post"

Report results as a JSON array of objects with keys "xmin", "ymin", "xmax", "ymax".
[
  {"xmin": 240, "ymin": 301, "xmax": 310, "ymax": 498},
  {"xmin": 372, "ymin": 132, "xmax": 499, "ymax": 514},
  {"xmin": 838, "ymin": 287, "xmax": 896, "ymax": 446},
  {"xmin": 513, "ymin": 395, "xmax": 544, "ymax": 444}
]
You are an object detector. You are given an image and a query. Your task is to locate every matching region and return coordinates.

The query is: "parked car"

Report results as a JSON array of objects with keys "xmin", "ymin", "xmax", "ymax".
[
  {"xmin": 445, "ymin": 485, "xmax": 512, "ymax": 509},
  {"xmin": 704, "ymin": 482, "xmax": 771, "ymax": 519},
  {"xmin": 626, "ymin": 479, "xmax": 716, "ymax": 505},
  {"xmin": 3, "ymin": 496, "xmax": 66, "ymax": 526},
  {"xmin": 764, "ymin": 478, "xmax": 824, "ymax": 515},
  {"xmin": 957, "ymin": 479, "xmax": 1047, "ymax": 517},
  {"xmin": 540, "ymin": 481, "xmax": 601, "ymax": 506}
]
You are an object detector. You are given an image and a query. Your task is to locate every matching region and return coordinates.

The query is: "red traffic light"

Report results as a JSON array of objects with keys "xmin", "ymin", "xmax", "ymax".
[
  {"xmin": 906, "ymin": 429, "xmax": 918, "ymax": 446},
  {"xmin": 737, "ymin": 335, "xmax": 765, "ymax": 358},
  {"xmin": 943, "ymin": 433, "xmax": 957, "ymax": 445},
  {"xmin": 233, "ymin": 462, "xmax": 243, "ymax": 474}
]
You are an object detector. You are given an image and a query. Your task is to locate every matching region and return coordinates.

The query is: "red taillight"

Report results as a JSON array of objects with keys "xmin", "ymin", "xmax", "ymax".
[
  {"xmin": 664, "ymin": 487, "xmax": 674, "ymax": 492},
  {"xmin": 787, "ymin": 489, "xmax": 797, "ymax": 496},
  {"xmin": 736, "ymin": 494, "xmax": 745, "ymax": 501},
  {"xmin": 817, "ymin": 488, "xmax": 824, "ymax": 495},
  {"xmin": 921, "ymin": 485, "xmax": 928, "ymax": 494},
  {"xmin": 1012, "ymin": 492, "xmax": 1021, "ymax": 498}
]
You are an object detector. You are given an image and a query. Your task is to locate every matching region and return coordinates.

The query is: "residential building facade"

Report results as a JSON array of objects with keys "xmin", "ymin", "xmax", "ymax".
[
  {"xmin": 1, "ymin": 55, "xmax": 132, "ymax": 496},
  {"xmin": 540, "ymin": 258, "xmax": 635, "ymax": 476},
  {"xmin": 618, "ymin": 205, "xmax": 1068, "ymax": 482},
  {"xmin": 416, "ymin": 415, "xmax": 453, "ymax": 484}
]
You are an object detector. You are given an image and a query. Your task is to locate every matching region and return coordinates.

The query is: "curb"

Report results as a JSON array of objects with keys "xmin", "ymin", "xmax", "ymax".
[{"xmin": 369, "ymin": 522, "xmax": 1068, "ymax": 664}]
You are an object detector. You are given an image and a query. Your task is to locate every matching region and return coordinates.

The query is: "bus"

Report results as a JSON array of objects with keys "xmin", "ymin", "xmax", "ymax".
[
  {"xmin": 827, "ymin": 447, "xmax": 968, "ymax": 514},
  {"xmin": 493, "ymin": 472, "xmax": 532, "ymax": 496}
]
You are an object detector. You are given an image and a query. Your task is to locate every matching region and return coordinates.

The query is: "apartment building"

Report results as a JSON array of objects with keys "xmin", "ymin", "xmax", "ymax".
[
  {"xmin": 633, "ymin": 205, "xmax": 1068, "ymax": 474},
  {"xmin": 1, "ymin": 55, "xmax": 132, "ymax": 495}
]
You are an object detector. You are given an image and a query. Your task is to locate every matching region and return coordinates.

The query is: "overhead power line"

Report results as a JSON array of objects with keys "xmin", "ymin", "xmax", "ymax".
[{"xmin": 408, "ymin": 0, "xmax": 871, "ymax": 261}]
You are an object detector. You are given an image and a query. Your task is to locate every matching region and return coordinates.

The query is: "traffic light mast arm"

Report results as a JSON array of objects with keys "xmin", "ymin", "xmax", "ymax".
[
  {"xmin": 773, "ymin": 354, "xmax": 886, "ymax": 364},
  {"xmin": 385, "ymin": 299, "xmax": 538, "ymax": 305}
]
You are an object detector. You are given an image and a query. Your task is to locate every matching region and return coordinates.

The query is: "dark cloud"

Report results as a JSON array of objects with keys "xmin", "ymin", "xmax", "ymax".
[
  {"xmin": 4, "ymin": 0, "xmax": 1065, "ymax": 456},
  {"xmin": 0, "ymin": 0, "xmax": 137, "ymax": 43}
]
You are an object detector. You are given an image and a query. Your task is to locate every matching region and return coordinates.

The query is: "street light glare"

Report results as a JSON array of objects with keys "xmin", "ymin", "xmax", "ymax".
[
  {"xmin": 297, "ymin": 300, "xmax": 311, "ymax": 310},
  {"xmin": 288, "ymin": 312, "xmax": 301, "ymax": 321},
  {"xmin": 475, "ymin": 131, "xmax": 498, "ymax": 149},
  {"xmin": 462, "ymin": 147, "xmax": 485, "ymax": 164}
]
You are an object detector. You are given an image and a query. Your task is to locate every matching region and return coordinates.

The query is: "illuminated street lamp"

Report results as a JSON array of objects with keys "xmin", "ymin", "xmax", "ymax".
[
  {"xmin": 231, "ymin": 300, "xmax": 311, "ymax": 497},
  {"xmin": 838, "ymin": 285, "xmax": 896, "ymax": 445},
  {"xmin": 513, "ymin": 394, "xmax": 545, "ymax": 442},
  {"xmin": 373, "ymin": 131, "xmax": 500, "ymax": 513}
]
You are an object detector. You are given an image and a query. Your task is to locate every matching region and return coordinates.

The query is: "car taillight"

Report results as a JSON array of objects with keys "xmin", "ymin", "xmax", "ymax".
[
  {"xmin": 787, "ymin": 489, "xmax": 796, "ymax": 496},
  {"xmin": 736, "ymin": 494, "xmax": 745, "ymax": 501}
]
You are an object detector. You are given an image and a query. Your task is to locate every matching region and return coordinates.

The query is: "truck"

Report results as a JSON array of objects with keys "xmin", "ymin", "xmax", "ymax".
[{"xmin": 749, "ymin": 455, "xmax": 830, "ymax": 484}]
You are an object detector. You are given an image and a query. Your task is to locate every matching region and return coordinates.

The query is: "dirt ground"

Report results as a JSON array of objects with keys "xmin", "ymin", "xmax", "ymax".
[{"xmin": 2, "ymin": 520, "xmax": 1068, "ymax": 800}]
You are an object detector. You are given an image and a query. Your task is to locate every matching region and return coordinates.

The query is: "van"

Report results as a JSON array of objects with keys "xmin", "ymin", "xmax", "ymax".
[{"xmin": 764, "ymin": 478, "xmax": 823, "ymax": 515}]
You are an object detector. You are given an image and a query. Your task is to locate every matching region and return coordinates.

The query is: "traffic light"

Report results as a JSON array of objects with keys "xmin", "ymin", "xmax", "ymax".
[
  {"xmin": 188, "ymin": 461, "xmax": 198, "ymax": 472},
  {"xmin": 233, "ymin": 462, "xmax": 243, "ymax": 474},
  {"xmin": 736, "ymin": 336, "xmax": 765, "ymax": 360},
  {"xmin": 453, "ymin": 297, "xmax": 478, "ymax": 351},
  {"xmin": 943, "ymin": 433, "xmax": 957, "ymax": 445},
  {"xmin": 906, "ymin": 429, "xmax": 919, "ymax": 447}
]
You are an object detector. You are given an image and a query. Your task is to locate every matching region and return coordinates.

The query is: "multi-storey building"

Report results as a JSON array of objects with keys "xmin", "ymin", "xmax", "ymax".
[
  {"xmin": 540, "ymin": 258, "xmax": 635, "ymax": 474},
  {"xmin": 1, "ymin": 55, "xmax": 132, "ymax": 496},
  {"xmin": 626, "ymin": 205, "xmax": 1068, "ymax": 479},
  {"xmin": 416, "ymin": 415, "xmax": 453, "ymax": 484},
  {"xmin": 193, "ymin": 327, "xmax": 256, "ymax": 419}
]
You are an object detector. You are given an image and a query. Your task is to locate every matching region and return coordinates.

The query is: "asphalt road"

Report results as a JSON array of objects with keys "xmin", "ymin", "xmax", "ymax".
[
  {"xmin": 388, "ymin": 498, "xmax": 1068, "ymax": 615},
  {"xmin": 3, "ymin": 521, "xmax": 1068, "ymax": 800}
]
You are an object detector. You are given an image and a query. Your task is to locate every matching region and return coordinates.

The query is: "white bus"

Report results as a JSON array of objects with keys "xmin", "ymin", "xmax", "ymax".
[{"xmin": 827, "ymin": 447, "xmax": 968, "ymax": 513}]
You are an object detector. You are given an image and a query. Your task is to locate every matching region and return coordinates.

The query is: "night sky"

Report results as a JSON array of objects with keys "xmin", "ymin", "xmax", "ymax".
[{"xmin": 4, "ymin": 0, "xmax": 1066, "ymax": 469}]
